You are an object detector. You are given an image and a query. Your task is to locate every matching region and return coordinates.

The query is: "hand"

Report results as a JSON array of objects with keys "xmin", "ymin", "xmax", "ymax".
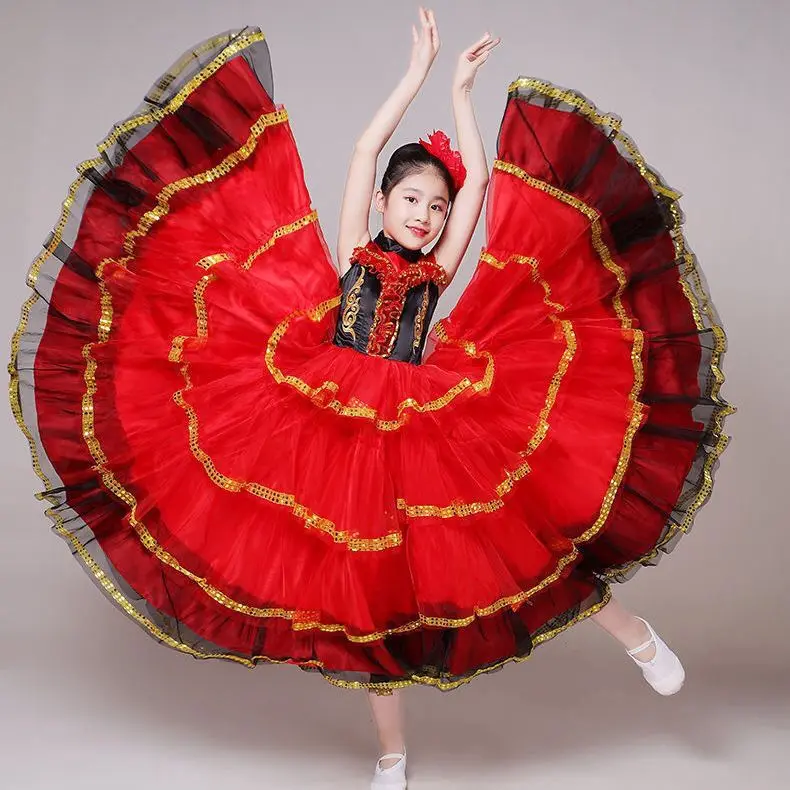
[
  {"xmin": 408, "ymin": 7, "xmax": 440, "ymax": 81},
  {"xmin": 452, "ymin": 32, "xmax": 501, "ymax": 93}
]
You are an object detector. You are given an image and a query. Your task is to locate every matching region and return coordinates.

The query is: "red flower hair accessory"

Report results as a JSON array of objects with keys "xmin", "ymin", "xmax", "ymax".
[{"xmin": 419, "ymin": 130, "xmax": 467, "ymax": 192}]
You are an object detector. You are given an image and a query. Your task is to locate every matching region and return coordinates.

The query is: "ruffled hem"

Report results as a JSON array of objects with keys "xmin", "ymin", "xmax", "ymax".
[
  {"xmin": 9, "ymin": 31, "xmax": 734, "ymax": 691},
  {"xmin": 494, "ymin": 77, "xmax": 735, "ymax": 580}
]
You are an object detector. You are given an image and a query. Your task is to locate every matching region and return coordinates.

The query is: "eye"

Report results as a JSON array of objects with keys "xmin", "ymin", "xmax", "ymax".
[
  {"xmin": 431, "ymin": 204, "xmax": 445, "ymax": 212},
  {"xmin": 404, "ymin": 196, "xmax": 417, "ymax": 203}
]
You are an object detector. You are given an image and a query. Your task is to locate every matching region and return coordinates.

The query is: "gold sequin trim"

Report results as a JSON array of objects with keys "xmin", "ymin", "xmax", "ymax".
[
  {"xmin": 412, "ymin": 284, "xmax": 431, "ymax": 354},
  {"xmin": 98, "ymin": 31, "xmax": 267, "ymax": 153},
  {"xmin": 9, "ymin": 64, "xmax": 729, "ymax": 655},
  {"xmin": 241, "ymin": 211, "xmax": 319, "ymax": 269},
  {"xmin": 173, "ymin": 364, "xmax": 401, "ymax": 553},
  {"xmin": 18, "ymin": 132, "xmax": 642, "ymax": 646},
  {"xmin": 145, "ymin": 33, "xmax": 243, "ymax": 105},
  {"xmin": 493, "ymin": 160, "xmax": 632, "ymax": 329},
  {"xmin": 108, "ymin": 123, "xmax": 645, "ymax": 640},
  {"xmin": 196, "ymin": 253, "xmax": 230, "ymax": 270},
  {"xmin": 264, "ymin": 300, "xmax": 495, "ymax": 432},
  {"xmin": 504, "ymin": 78, "xmax": 735, "ymax": 575},
  {"xmin": 396, "ymin": 253, "xmax": 576, "ymax": 518},
  {"xmin": 9, "ymin": 27, "xmax": 268, "ymax": 543},
  {"xmin": 508, "ymin": 77, "xmax": 623, "ymax": 132},
  {"xmin": 168, "ymin": 216, "xmax": 402, "ymax": 553},
  {"xmin": 121, "ymin": 109, "xmax": 289, "ymax": 256},
  {"xmin": 323, "ymin": 585, "xmax": 613, "ymax": 692},
  {"xmin": 339, "ymin": 266, "xmax": 365, "ymax": 342}
]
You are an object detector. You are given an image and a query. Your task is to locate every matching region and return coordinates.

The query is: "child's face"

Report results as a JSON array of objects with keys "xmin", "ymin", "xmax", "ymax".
[{"xmin": 375, "ymin": 167, "xmax": 450, "ymax": 251}]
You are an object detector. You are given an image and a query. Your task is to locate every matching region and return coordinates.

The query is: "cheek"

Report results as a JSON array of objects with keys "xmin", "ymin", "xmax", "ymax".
[{"xmin": 385, "ymin": 201, "xmax": 406, "ymax": 221}]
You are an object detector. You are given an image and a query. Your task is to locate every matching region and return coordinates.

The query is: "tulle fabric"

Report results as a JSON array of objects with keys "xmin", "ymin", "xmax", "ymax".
[{"xmin": 10, "ymin": 28, "xmax": 733, "ymax": 691}]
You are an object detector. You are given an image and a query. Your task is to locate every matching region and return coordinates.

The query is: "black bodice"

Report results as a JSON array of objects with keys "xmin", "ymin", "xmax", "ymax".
[{"xmin": 332, "ymin": 233, "xmax": 446, "ymax": 365}]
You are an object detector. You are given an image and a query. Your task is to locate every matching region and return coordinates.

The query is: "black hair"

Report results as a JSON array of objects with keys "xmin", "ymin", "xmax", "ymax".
[{"xmin": 380, "ymin": 143, "xmax": 457, "ymax": 202}]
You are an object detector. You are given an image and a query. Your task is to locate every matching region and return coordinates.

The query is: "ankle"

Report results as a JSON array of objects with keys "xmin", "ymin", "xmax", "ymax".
[
  {"xmin": 376, "ymin": 748, "xmax": 406, "ymax": 771},
  {"xmin": 378, "ymin": 739, "xmax": 406, "ymax": 756},
  {"xmin": 624, "ymin": 616, "xmax": 656, "ymax": 662}
]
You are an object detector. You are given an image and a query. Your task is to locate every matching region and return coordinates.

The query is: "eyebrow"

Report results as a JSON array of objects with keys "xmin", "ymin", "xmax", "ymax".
[{"xmin": 402, "ymin": 187, "xmax": 448, "ymax": 203}]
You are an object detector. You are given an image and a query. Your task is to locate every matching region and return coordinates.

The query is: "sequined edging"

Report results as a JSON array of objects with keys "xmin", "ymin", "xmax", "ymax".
[
  {"xmin": 395, "ymin": 251, "xmax": 576, "ymax": 518},
  {"xmin": 264, "ymin": 301, "xmax": 495, "ymax": 432},
  {"xmin": 82, "ymin": 161, "xmax": 639, "ymax": 643},
  {"xmin": 506, "ymin": 77, "xmax": 735, "ymax": 576},
  {"xmin": 168, "ymin": 214, "xmax": 404, "ymax": 553},
  {"xmin": 11, "ymin": 58, "xmax": 697, "ymax": 657},
  {"xmin": 7, "ymin": 30, "xmax": 264, "ymax": 503}
]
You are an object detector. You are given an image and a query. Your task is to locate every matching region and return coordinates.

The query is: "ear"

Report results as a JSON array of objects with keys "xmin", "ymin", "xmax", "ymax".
[{"xmin": 374, "ymin": 189, "xmax": 386, "ymax": 214}]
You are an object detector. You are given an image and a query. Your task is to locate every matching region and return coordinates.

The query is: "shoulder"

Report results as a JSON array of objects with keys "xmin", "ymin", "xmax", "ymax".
[{"xmin": 339, "ymin": 231, "xmax": 371, "ymax": 277}]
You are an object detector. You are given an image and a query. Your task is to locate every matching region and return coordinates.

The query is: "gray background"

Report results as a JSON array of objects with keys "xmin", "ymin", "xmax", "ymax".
[{"xmin": 0, "ymin": 0, "xmax": 786, "ymax": 788}]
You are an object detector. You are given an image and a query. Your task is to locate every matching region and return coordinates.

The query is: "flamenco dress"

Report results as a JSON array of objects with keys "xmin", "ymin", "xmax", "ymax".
[{"xmin": 10, "ymin": 27, "xmax": 734, "ymax": 692}]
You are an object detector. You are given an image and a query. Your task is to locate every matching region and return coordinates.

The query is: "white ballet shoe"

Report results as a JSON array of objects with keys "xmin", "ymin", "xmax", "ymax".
[
  {"xmin": 626, "ymin": 616, "xmax": 686, "ymax": 696},
  {"xmin": 371, "ymin": 751, "xmax": 407, "ymax": 789}
]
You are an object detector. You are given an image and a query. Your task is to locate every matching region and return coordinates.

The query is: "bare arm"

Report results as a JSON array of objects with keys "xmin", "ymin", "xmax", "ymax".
[
  {"xmin": 337, "ymin": 8, "xmax": 440, "ymax": 277},
  {"xmin": 432, "ymin": 33, "xmax": 500, "ymax": 283}
]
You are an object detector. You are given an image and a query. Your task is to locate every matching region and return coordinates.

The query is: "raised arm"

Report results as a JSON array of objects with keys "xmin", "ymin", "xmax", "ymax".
[
  {"xmin": 432, "ymin": 33, "xmax": 500, "ymax": 283},
  {"xmin": 336, "ymin": 8, "xmax": 441, "ymax": 277}
]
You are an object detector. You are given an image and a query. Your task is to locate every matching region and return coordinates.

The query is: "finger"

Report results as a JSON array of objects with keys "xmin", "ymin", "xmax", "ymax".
[
  {"xmin": 477, "ymin": 38, "xmax": 501, "ymax": 54},
  {"xmin": 412, "ymin": 24, "xmax": 419, "ymax": 43},
  {"xmin": 420, "ymin": 6, "xmax": 429, "ymax": 27},
  {"xmin": 468, "ymin": 32, "xmax": 492, "ymax": 51},
  {"xmin": 427, "ymin": 8, "xmax": 438, "ymax": 38},
  {"xmin": 472, "ymin": 34, "xmax": 498, "ymax": 52},
  {"xmin": 430, "ymin": 22, "xmax": 440, "ymax": 48},
  {"xmin": 471, "ymin": 38, "xmax": 500, "ymax": 58},
  {"xmin": 466, "ymin": 43, "xmax": 496, "ymax": 64}
]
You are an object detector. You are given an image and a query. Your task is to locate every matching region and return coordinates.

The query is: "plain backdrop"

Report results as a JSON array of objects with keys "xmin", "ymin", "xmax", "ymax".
[{"xmin": 1, "ymin": 1, "xmax": 787, "ymax": 788}]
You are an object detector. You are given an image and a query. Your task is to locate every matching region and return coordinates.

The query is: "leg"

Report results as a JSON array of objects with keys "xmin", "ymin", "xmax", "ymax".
[
  {"xmin": 590, "ymin": 595, "xmax": 655, "ymax": 660},
  {"xmin": 591, "ymin": 594, "xmax": 686, "ymax": 696},
  {"xmin": 367, "ymin": 690, "xmax": 406, "ymax": 767}
]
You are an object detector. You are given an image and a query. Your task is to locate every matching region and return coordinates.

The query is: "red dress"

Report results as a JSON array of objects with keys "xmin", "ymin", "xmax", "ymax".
[{"xmin": 10, "ymin": 27, "xmax": 734, "ymax": 692}]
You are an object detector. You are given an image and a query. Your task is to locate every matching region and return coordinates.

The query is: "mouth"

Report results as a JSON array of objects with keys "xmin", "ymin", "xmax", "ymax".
[{"xmin": 407, "ymin": 226, "xmax": 429, "ymax": 239}]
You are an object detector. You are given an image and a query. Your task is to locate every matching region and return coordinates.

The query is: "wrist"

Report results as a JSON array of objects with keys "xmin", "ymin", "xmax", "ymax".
[
  {"xmin": 452, "ymin": 83, "xmax": 473, "ymax": 100},
  {"xmin": 404, "ymin": 66, "xmax": 427, "ymax": 90}
]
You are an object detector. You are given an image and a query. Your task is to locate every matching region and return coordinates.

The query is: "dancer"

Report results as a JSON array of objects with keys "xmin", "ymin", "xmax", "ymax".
[{"xmin": 10, "ymin": 9, "xmax": 733, "ymax": 789}]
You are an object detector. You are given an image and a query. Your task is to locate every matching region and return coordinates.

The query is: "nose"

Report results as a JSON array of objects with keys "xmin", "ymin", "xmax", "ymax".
[{"xmin": 414, "ymin": 205, "xmax": 429, "ymax": 224}]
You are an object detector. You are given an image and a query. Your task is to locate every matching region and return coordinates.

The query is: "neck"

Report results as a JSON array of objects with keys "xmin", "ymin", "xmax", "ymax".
[{"xmin": 374, "ymin": 230, "xmax": 422, "ymax": 262}]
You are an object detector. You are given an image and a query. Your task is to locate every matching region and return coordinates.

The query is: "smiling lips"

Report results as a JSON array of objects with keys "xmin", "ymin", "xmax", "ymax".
[{"xmin": 408, "ymin": 226, "xmax": 428, "ymax": 238}]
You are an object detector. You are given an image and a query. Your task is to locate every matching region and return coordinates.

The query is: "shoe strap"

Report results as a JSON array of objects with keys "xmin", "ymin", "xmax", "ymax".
[
  {"xmin": 626, "ymin": 636, "xmax": 655, "ymax": 656},
  {"xmin": 626, "ymin": 618, "xmax": 657, "ymax": 656},
  {"xmin": 377, "ymin": 753, "xmax": 406, "ymax": 765}
]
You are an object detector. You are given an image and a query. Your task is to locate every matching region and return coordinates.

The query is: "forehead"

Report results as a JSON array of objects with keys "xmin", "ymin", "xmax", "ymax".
[{"xmin": 396, "ymin": 168, "xmax": 449, "ymax": 200}]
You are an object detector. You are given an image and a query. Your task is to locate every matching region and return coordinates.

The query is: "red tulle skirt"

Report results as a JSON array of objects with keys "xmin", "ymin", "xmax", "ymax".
[{"xmin": 10, "ymin": 28, "xmax": 733, "ymax": 691}]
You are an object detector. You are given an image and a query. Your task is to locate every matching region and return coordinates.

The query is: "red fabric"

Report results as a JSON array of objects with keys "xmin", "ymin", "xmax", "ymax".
[
  {"xmin": 419, "ymin": 130, "xmax": 467, "ymax": 192},
  {"xmin": 31, "ymin": 56, "xmax": 706, "ymax": 674}
]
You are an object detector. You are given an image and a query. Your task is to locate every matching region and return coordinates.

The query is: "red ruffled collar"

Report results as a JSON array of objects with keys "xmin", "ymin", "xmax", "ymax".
[{"xmin": 352, "ymin": 241, "xmax": 448, "ymax": 288}]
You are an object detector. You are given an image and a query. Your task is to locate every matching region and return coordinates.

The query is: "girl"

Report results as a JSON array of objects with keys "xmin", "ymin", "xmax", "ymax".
[
  {"xmin": 339, "ymin": 10, "xmax": 690, "ymax": 787},
  {"xmin": 10, "ymin": 10, "xmax": 732, "ymax": 790}
]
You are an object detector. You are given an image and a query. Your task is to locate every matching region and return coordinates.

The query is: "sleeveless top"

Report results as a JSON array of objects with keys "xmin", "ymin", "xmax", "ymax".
[{"xmin": 332, "ymin": 231, "xmax": 448, "ymax": 365}]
